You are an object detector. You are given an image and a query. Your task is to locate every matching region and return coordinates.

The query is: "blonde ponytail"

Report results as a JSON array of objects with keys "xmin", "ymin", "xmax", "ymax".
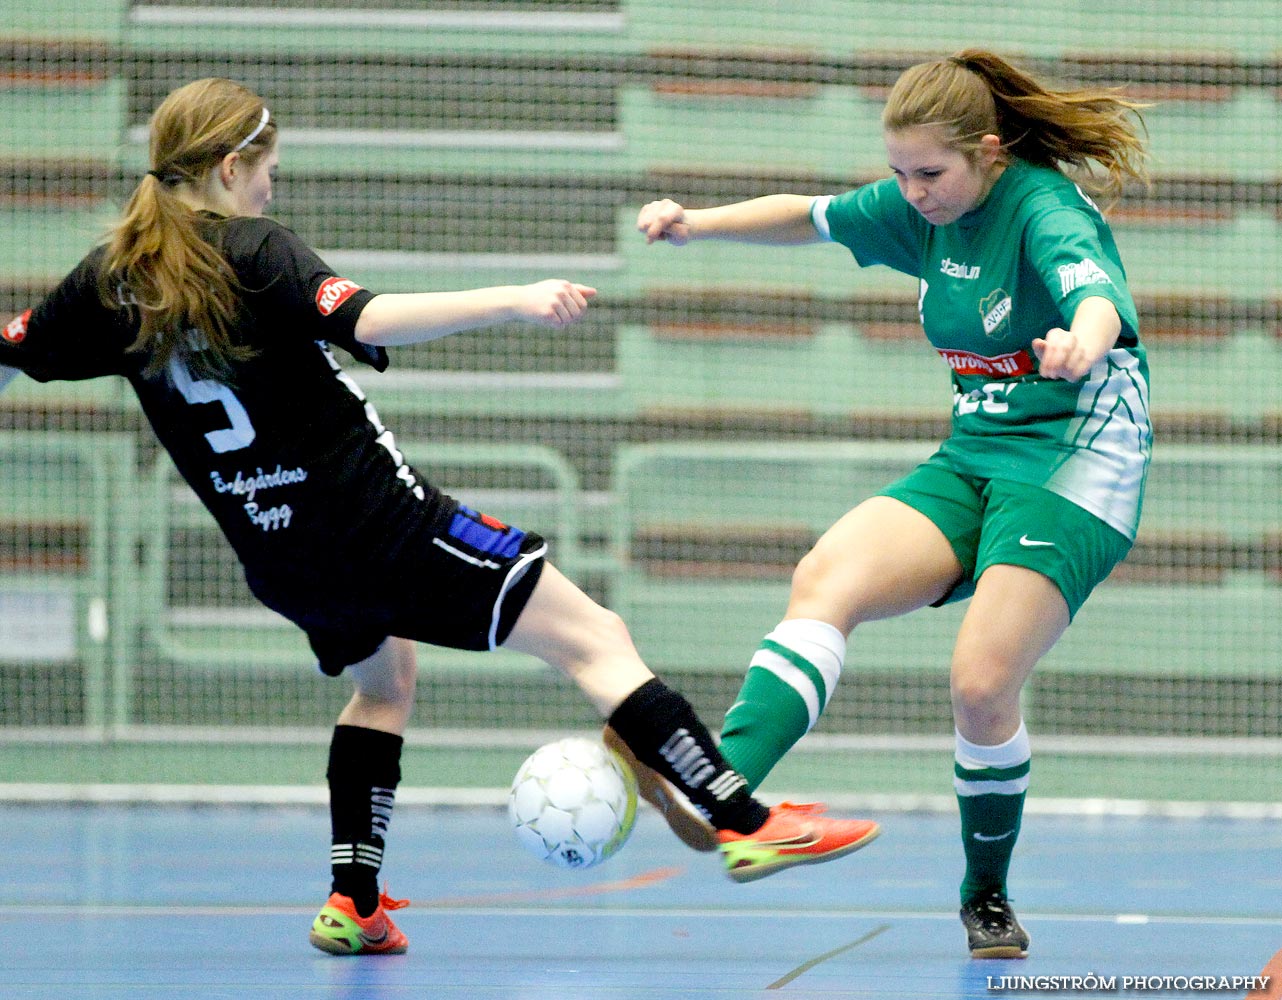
[
  {"xmin": 884, "ymin": 50, "xmax": 1149, "ymax": 207},
  {"xmin": 99, "ymin": 78, "xmax": 277, "ymax": 380}
]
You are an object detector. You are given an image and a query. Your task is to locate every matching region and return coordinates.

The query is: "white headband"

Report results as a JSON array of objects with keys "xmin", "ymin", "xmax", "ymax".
[{"xmin": 232, "ymin": 107, "xmax": 270, "ymax": 152}]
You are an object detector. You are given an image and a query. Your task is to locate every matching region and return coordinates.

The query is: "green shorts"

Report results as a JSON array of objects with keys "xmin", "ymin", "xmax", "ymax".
[{"xmin": 879, "ymin": 459, "xmax": 1132, "ymax": 619}]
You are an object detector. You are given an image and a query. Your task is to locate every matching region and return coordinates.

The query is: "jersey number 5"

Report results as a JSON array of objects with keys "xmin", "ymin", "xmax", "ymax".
[{"xmin": 168, "ymin": 355, "xmax": 256, "ymax": 453}]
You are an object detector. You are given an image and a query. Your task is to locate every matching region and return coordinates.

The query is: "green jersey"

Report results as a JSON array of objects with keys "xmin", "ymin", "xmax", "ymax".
[{"xmin": 816, "ymin": 158, "xmax": 1151, "ymax": 540}]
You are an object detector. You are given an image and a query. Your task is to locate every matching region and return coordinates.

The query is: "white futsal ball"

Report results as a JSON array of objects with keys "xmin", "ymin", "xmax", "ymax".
[{"xmin": 508, "ymin": 736, "xmax": 638, "ymax": 869}]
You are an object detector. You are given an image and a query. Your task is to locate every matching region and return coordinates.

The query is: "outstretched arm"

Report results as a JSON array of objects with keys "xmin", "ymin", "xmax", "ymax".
[
  {"xmin": 354, "ymin": 279, "xmax": 596, "ymax": 348},
  {"xmin": 636, "ymin": 195, "xmax": 823, "ymax": 247}
]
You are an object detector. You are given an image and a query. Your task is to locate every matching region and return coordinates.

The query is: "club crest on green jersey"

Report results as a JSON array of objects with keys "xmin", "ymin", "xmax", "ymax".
[{"xmin": 980, "ymin": 289, "xmax": 1013, "ymax": 339}]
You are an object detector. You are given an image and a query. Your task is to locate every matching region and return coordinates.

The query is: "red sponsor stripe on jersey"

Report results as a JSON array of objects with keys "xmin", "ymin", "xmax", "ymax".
[
  {"xmin": 315, "ymin": 277, "xmax": 363, "ymax": 317},
  {"xmin": 3, "ymin": 309, "xmax": 31, "ymax": 343},
  {"xmin": 937, "ymin": 347, "xmax": 1034, "ymax": 378}
]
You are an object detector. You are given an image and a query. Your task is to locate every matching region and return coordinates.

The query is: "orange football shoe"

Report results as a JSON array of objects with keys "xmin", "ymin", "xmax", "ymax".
[
  {"xmin": 309, "ymin": 887, "xmax": 409, "ymax": 955},
  {"xmin": 718, "ymin": 802, "xmax": 880, "ymax": 883}
]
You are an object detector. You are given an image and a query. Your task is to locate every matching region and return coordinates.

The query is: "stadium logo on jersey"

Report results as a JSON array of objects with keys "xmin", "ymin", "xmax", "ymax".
[
  {"xmin": 3, "ymin": 309, "xmax": 30, "ymax": 343},
  {"xmin": 315, "ymin": 277, "xmax": 363, "ymax": 317},
  {"xmin": 938, "ymin": 347, "xmax": 1033, "ymax": 378},
  {"xmin": 1057, "ymin": 259, "xmax": 1112, "ymax": 296},
  {"xmin": 979, "ymin": 290, "xmax": 1012, "ymax": 338},
  {"xmin": 940, "ymin": 257, "xmax": 981, "ymax": 280}
]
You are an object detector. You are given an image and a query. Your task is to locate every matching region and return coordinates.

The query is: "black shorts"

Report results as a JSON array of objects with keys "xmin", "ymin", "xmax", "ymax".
[{"xmin": 245, "ymin": 502, "xmax": 547, "ymax": 676}]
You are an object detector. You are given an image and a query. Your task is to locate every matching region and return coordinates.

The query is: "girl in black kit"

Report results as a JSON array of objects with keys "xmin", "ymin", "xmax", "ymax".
[{"xmin": 0, "ymin": 78, "xmax": 878, "ymax": 954}]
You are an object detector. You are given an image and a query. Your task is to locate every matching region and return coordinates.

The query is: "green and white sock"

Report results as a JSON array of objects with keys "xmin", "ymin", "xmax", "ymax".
[
  {"xmin": 718, "ymin": 618, "xmax": 845, "ymax": 792},
  {"xmin": 955, "ymin": 722, "xmax": 1030, "ymax": 903}
]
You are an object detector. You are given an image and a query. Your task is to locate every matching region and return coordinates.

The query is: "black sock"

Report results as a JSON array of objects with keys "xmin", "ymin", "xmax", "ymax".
[
  {"xmin": 607, "ymin": 678, "xmax": 769, "ymax": 834},
  {"xmin": 327, "ymin": 725, "xmax": 403, "ymax": 917}
]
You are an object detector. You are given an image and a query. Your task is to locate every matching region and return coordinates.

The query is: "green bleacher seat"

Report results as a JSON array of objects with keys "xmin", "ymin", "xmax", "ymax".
[
  {"xmin": 623, "ymin": 84, "xmax": 1282, "ymax": 181},
  {"xmin": 618, "ymin": 207, "xmax": 1282, "ymax": 302},
  {"xmin": 610, "ymin": 440, "xmax": 1281, "ymax": 677},
  {"xmin": 1145, "ymin": 330, "xmax": 1282, "ymax": 423},
  {"xmin": 618, "ymin": 322, "xmax": 946, "ymax": 418},
  {"xmin": 626, "ymin": 1, "xmax": 1281, "ymax": 57},
  {"xmin": 2, "ymin": 79, "xmax": 127, "ymax": 162},
  {"xmin": 5, "ymin": 0, "xmax": 127, "ymax": 40},
  {"xmin": 125, "ymin": 2, "xmax": 628, "ymax": 58},
  {"xmin": 0, "ymin": 431, "xmax": 137, "ymax": 726},
  {"xmin": 621, "ymin": 83, "xmax": 884, "ymax": 177},
  {"xmin": 118, "ymin": 0, "xmax": 1282, "ymax": 60},
  {"xmin": 5, "ymin": 5, "xmax": 1281, "ymax": 741},
  {"xmin": 139, "ymin": 440, "xmax": 583, "ymax": 675},
  {"xmin": 0, "ymin": 364, "xmax": 133, "ymax": 410},
  {"xmin": 0, "ymin": 204, "xmax": 119, "ymax": 285}
]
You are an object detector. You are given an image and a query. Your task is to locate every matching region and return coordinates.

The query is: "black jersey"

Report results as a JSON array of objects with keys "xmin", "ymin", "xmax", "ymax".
[{"xmin": 2, "ymin": 215, "xmax": 451, "ymax": 581}]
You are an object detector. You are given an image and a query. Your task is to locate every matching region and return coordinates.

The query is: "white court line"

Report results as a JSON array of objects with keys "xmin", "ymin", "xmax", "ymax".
[
  {"xmin": 3, "ymin": 783, "xmax": 1282, "ymax": 819},
  {"xmin": 9, "ymin": 727, "xmax": 1276, "ymax": 758},
  {"xmin": 2, "ymin": 903, "xmax": 1281, "ymax": 927},
  {"xmin": 800, "ymin": 733, "xmax": 1282, "ymax": 757}
]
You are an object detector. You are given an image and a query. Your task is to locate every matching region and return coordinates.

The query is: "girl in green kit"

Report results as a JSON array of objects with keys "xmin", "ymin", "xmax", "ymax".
[{"xmin": 633, "ymin": 49, "xmax": 1152, "ymax": 959}]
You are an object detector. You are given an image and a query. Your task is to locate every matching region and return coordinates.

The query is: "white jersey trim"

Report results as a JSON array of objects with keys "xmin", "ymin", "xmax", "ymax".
[
  {"xmin": 810, "ymin": 195, "xmax": 834, "ymax": 242},
  {"xmin": 1045, "ymin": 348, "xmax": 1152, "ymax": 540},
  {"xmin": 488, "ymin": 542, "xmax": 548, "ymax": 650},
  {"xmin": 316, "ymin": 341, "xmax": 425, "ymax": 501}
]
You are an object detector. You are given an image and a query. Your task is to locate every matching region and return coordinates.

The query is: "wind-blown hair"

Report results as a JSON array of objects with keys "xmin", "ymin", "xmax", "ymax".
[{"xmin": 883, "ymin": 49, "xmax": 1149, "ymax": 208}]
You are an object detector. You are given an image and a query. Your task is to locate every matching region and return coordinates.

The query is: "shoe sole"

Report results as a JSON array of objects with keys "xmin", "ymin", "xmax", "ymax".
[
  {"xmin": 969, "ymin": 944, "xmax": 1029, "ymax": 959},
  {"xmin": 308, "ymin": 929, "xmax": 408, "ymax": 956},
  {"xmin": 725, "ymin": 822, "xmax": 881, "ymax": 884},
  {"xmin": 603, "ymin": 724, "xmax": 718, "ymax": 853}
]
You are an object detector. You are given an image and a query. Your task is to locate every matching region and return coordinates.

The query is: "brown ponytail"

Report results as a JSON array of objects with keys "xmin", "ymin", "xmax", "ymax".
[
  {"xmin": 883, "ymin": 49, "xmax": 1149, "ymax": 208},
  {"xmin": 99, "ymin": 78, "xmax": 277, "ymax": 380}
]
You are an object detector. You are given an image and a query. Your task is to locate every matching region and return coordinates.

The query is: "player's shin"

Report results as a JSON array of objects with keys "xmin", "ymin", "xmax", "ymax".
[
  {"xmin": 606, "ymin": 678, "xmax": 769, "ymax": 834},
  {"xmin": 718, "ymin": 619, "xmax": 845, "ymax": 791},
  {"xmin": 955, "ymin": 722, "xmax": 1030, "ymax": 902},
  {"xmin": 326, "ymin": 725, "xmax": 403, "ymax": 917}
]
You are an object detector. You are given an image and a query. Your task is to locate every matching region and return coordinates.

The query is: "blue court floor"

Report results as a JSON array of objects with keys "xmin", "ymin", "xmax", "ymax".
[{"xmin": 1, "ymin": 802, "xmax": 1279, "ymax": 999}]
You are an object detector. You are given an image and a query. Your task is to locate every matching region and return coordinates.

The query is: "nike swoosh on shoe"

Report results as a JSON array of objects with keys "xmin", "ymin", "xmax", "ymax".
[{"xmin": 754, "ymin": 826, "xmax": 823, "ymax": 850}]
